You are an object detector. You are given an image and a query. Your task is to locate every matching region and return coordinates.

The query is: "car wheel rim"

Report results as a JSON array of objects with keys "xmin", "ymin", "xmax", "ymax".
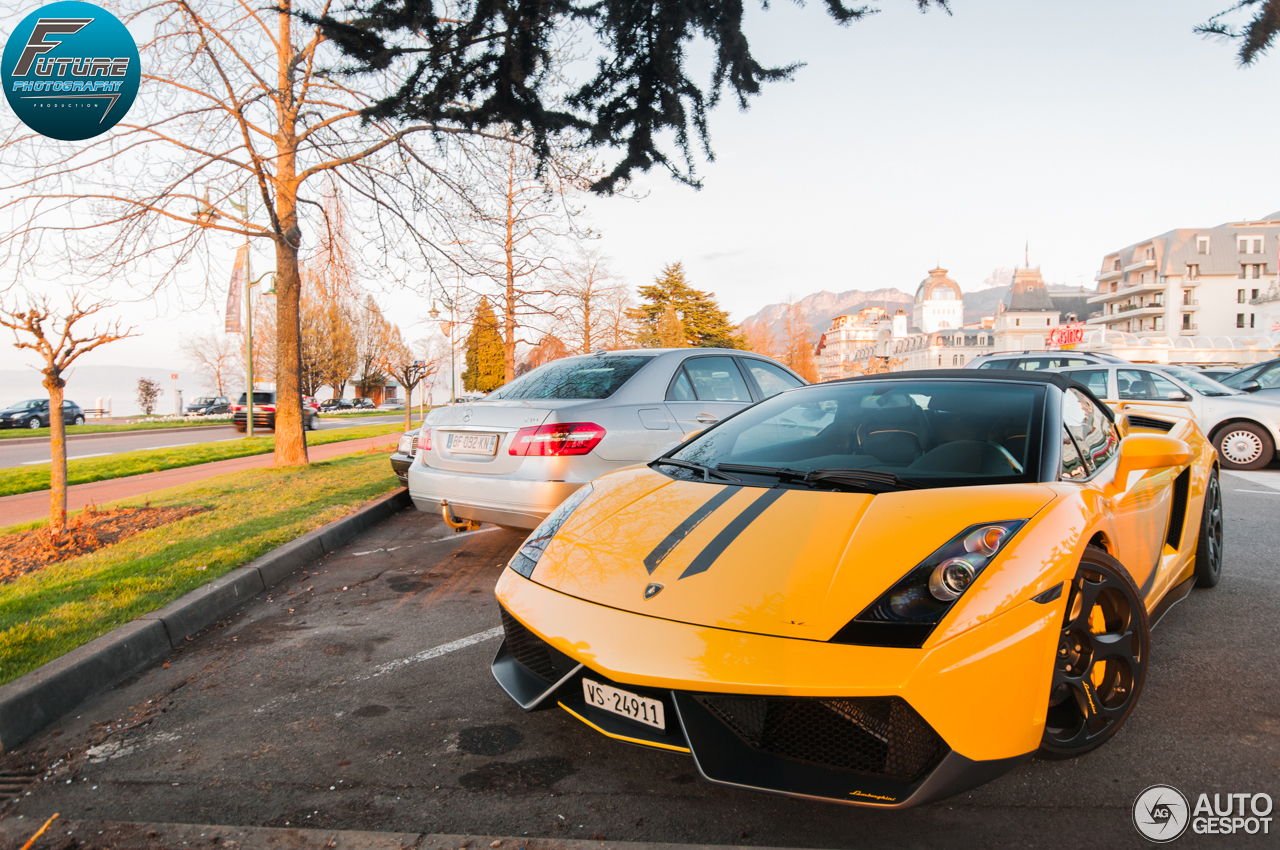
[
  {"xmin": 1220, "ymin": 429, "xmax": 1263, "ymax": 465},
  {"xmin": 28, "ymin": 419, "xmax": 39, "ymax": 429},
  {"xmin": 1205, "ymin": 475, "xmax": 1223, "ymax": 574},
  {"xmin": 1044, "ymin": 566, "xmax": 1144, "ymax": 751}
]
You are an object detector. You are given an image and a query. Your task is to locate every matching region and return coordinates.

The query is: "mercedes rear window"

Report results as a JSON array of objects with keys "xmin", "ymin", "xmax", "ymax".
[{"xmin": 487, "ymin": 356, "xmax": 653, "ymax": 400}]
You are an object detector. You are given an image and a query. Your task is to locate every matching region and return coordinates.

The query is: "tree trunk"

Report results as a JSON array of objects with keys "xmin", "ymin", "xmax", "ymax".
[
  {"xmin": 272, "ymin": 1, "xmax": 307, "ymax": 466},
  {"xmin": 503, "ymin": 143, "xmax": 517, "ymax": 383},
  {"xmin": 43, "ymin": 374, "xmax": 67, "ymax": 537},
  {"xmin": 404, "ymin": 381, "xmax": 413, "ymax": 431}
]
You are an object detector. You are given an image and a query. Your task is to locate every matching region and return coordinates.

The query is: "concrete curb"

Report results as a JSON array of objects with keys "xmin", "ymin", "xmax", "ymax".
[
  {"xmin": 0, "ymin": 488, "xmax": 412, "ymax": 751},
  {"xmin": 0, "ymin": 820, "xmax": 772, "ymax": 850}
]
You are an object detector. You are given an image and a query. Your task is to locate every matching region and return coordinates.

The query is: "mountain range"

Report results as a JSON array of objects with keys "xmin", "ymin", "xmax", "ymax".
[{"xmin": 740, "ymin": 284, "xmax": 1009, "ymax": 340}]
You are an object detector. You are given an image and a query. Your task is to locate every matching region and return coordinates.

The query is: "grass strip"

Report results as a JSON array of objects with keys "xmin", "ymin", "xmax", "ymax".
[
  {"xmin": 0, "ymin": 408, "xmax": 420, "ymax": 440},
  {"xmin": 0, "ymin": 451, "xmax": 401, "ymax": 684},
  {"xmin": 0, "ymin": 422, "xmax": 406, "ymax": 498}
]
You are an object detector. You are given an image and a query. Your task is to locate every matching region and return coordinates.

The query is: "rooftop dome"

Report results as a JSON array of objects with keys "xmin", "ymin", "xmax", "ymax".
[{"xmin": 914, "ymin": 267, "xmax": 963, "ymax": 303}]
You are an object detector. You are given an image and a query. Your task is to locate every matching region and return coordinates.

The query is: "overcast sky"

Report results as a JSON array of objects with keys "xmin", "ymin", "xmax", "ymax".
[{"xmin": 2, "ymin": 0, "xmax": 1278, "ymax": 397}]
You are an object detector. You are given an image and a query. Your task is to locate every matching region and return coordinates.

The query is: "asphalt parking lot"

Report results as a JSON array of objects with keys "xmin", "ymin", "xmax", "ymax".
[{"xmin": 3, "ymin": 473, "xmax": 1279, "ymax": 849}]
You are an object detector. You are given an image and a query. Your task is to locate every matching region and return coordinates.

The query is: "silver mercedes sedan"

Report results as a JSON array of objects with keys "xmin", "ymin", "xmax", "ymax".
[{"xmin": 407, "ymin": 348, "xmax": 806, "ymax": 529}]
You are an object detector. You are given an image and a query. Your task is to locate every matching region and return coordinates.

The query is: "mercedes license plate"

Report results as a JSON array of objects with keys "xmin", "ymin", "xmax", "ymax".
[
  {"xmin": 582, "ymin": 678, "xmax": 665, "ymax": 730},
  {"xmin": 446, "ymin": 432, "xmax": 498, "ymax": 455}
]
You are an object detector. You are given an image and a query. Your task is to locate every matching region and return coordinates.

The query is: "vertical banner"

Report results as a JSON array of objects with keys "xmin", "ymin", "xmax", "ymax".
[{"xmin": 224, "ymin": 246, "xmax": 247, "ymax": 333}]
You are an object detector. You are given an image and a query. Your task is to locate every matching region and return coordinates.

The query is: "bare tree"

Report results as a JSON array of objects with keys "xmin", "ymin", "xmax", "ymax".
[
  {"xmin": 558, "ymin": 249, "xmax": 626, "ymax": 354},
  {"xmin": 444, "ymin": 132, "xmax": 599, "ymax": 381},
  {"xmin": 740, "ymin": 319, "xmax": 781, "ymax": 360},
  {"xmin": 595, "ymin": 286, "xmax": 641, "ymax": 350},
  {"xmin": 381, "ymin": 330, "xmax": 443, "ymax": 429},
  {"xmin": 0, "ymin": 0, "xmax": 479, "ymax": 466},
  {"xmin": 181, "ymin": 331, "xmax": 237, "ymax": 396},
  {"xmin": 0, "ymin": 295, "xmax": 134, "ymax": 538},
  {"xmin": 353, "ymin": 295, "xmax": 393, "ymax": 399},
  {"xmin": 782, "ymin": 296, "xmax": 819, "ymax": 382},
  {"xmin": 136, "ymin": 378, "xmax": 164, "ymax": 416}
]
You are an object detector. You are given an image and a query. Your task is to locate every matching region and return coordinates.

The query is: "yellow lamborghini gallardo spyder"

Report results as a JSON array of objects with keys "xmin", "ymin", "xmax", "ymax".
[{"xmin": 491, "ymin": 371, "xmax": 1223, "ymax": 808}]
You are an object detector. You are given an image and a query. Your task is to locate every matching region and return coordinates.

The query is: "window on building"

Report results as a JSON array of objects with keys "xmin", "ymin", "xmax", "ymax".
[
  {"xmin": 1253, "ymin": 264, "xmax": 1262, "ymax": 279},
  {"xmin": 1154, "ymin": 316, "xmax": 1164, "ymax": 331},
  {"xmin": 1182, "ymin": 314, "xmax": 1192, "ymax": 330},
  {"xmin": 1144, "ymin": 247, "xmax": 1155, "ymax": 260},
  {"xmin": 1187, "ymin": 264, "xmax": 1199, "ymax": 280},
  {"xmin": 1198, "ymin": 237, "xmax": 1210, "ymax": 254},
  {"xmin": 1255, "ymin": 238, "xmax": 1264, "ymax": 253},
  {"xmin": 1112, "ymin": 258, "xmax": 1121, "ymax": 271},
  {"xmin": 1253, "ymin": 288, "xmax": 1261, "ymax": 300},
  {"xmin": 1251, "ymin": 313, "xmax": 1256, "ymax": 328},
  {"xmin": 1237, "ymin": 313, "xmax": 1246, "ymax": 328},
  {"xmin": 1015, "ymin": 318, "xmax": 1021, "ymax": 326},
  {"xmin": 1153, "ymin": 294, "xmax": 1164, "ymax": 307},
  {"xmin": 1240, "ymin": 265, "xmax": 1248, "ymax": 280},
  {"xmin": 1239, "ymin": 289, "xmax": 1247, "ymax": 303}
]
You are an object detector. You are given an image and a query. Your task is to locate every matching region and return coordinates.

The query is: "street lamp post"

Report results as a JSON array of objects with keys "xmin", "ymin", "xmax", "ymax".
[{"xmin": 244, "ymin": 272, "xmax": 276, "ymax": 438}]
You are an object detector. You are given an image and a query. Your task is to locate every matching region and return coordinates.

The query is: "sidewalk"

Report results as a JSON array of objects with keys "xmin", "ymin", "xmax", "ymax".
[{"xmin": 0, "ymin": 433, "xmax": 401, "ymax": 527}]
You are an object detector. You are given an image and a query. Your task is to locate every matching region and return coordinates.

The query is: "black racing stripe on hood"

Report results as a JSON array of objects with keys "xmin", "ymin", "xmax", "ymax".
[
  {"xmin": 643, "ymin": 486, "xmax": 740, "ymax": 575},
  {"xmin": 678, "ymin": 489, "xmax": 787, "ymax": 580}
]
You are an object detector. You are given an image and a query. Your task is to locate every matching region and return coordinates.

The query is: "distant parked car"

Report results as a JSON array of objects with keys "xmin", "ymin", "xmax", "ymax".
[
  {"xmin": 377, "ymin": 399, "xmax": 406, "ymax": 411},
  {"xmin": 965, "ymin": 351, "xmax": 1128, "ymax": 371},
  {"xmin": 186, "ymin": 396, "xmax": 230, "ymax": 415},
  {"xmin": 231, "ymin": 392, "xmax": 320, "ymax": 432},
  {"xmin": 391, "ymin": 428, "xmax": 418, "ymax": 486},
  {"xmin": 1218, "ymin": 357, "xmax": 1280, "ymax": 398},
  {"xmin": 408, "ymin": 348, "xmax": 808, "ymax": 530},
  {"xmin": 0, "ymin": 398, "xmax": 85, "ymax": 429},
  {"xmin": 1191, "ymin": 367, "xmax": 1240, "ymax": 383},
  {"xmin": 320, "ymin": 398, "xmax": 354, "ymax": 411},
  {"xmin": 1056, "ymin": 362, "xmax": 1280, "ymax": 469},
  {"xmin": 353, "ymin": 398, "xmax": 376, "ymax": 409},
  {"xmin": 302, "ymin": 396, "xmax": 321, "ymax": 413}
]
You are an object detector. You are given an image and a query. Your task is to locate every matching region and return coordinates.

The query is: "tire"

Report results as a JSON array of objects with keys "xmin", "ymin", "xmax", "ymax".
[
  {"xmin": 27, "ymin": 417, "xmax": 40, "ymax": 430},
  {"xmin": 1038, "ymin": 546, "xmax": 1149, "ymax": 760},
  {"xmin": 234, "ymin": 424, "xmax": 246, "ymax": 433},
  {"xmin": 73, "ymin": 415, "xmax": 85, "ymax": 426},
  {"xmin": 1193, "ymin": 470, "xmax": 1224, "ymax": 588},
  {"xmin": 306, "ymin": 414, "xmax": 318, "ymax": 431},
  {"xmin": 1212, "ymin": 421, "xmax": 1274, "ymax": 470}
]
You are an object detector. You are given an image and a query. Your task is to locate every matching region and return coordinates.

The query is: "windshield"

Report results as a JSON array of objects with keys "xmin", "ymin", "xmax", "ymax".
[
  {"xmin": 5, "ymin": 399, "xmax": 45, "ymax": 411},
  {"xmin": 668, "ymin": 379, "xmax": 1044, "ymax": 489},
  {"xmin": 192, "ymin": 397, "xmax": 215, "ymax": 405},
  {"xmin": 1159, "ymin": 366, "xmax": 1236, "ymax": 396},
  {"xmin": 487, "ymin": 355, "xmax": 652, "ymax": 400},
  {"xmin": 236, "ymin": 392, "xmax": 274, "ymax": 405}
]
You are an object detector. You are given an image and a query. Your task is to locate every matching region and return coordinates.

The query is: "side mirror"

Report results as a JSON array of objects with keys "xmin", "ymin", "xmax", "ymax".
[
  {"xmin": 1241, "ymin": 379, "xmax": 1262, "ymax": 393},
  {"xmin": 1166, "ymin": 391, "xmax": 1191, "ymax": 401},
  {"xmin": 1114, "ymin": 433, "xmax": 1191, "ymax": 481}
]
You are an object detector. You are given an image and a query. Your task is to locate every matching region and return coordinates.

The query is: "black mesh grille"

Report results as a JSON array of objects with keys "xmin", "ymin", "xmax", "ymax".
[
  {"xmin": 697, "ymin": 695, "xmax": 947, "ymax": 783},
  {"xmin": 1166, "ymin": 467, "xmax": 1191, "ymax": 549},
  {"xmin": 1128, "ymin": 415, "xmax": 1174, "ymax": 432},
  {"xmin": 500, "ymin": 608, "xmax": 578, "ymax": 683}
]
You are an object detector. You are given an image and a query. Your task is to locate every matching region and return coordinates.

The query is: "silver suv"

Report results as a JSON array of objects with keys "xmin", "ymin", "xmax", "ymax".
[{"xmin": 407, "ymin": 349, "xmax": 806, "ymax": 529}]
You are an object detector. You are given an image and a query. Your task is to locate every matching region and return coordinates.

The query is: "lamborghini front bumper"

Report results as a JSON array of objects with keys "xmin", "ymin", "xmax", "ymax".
[{"xmin": 492, "ymin": 569, "xmax": 1065, "ymax": 808}]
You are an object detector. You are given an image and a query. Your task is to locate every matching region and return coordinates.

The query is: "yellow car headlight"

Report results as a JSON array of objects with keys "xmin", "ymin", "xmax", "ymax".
[
  {"xmin": 831, "ymin": 519, "xmax": 1026, "ymax": 648},
  {"xmin": 508, "ymin": 484, "xmax": 594, "ymax": 578}
]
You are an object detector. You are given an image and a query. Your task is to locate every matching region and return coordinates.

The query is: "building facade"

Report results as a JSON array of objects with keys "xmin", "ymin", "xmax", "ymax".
[
  {"xmin": 911, "ymin": 267, "xmax": 966, "ymax": 333},
  {"xmin": 1090, "ymin": 212, "xmax": 1280, "ymax": 338},
  {"xmin": 992, "ymin": 267, "xmax": 1062, "ymax": 352},
  {"xmin": 815, "ymin": 307, "xmax": 894, "ymax": 381}
]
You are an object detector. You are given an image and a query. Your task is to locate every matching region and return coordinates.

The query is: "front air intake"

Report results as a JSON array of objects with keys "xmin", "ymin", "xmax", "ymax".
[
  {"xmin": 695, "ymin": 695, "xmax": 948, "ymax": 783},
  {"xmin": 498, "ymin": 607, "xmax": 578, "ymax": 684}
]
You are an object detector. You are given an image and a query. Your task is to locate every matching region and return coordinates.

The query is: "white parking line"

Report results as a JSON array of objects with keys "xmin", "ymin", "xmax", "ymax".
[
  {"xmin": 1233, "ymin": 489, "xmax": 1280, "ymax": 495},
  {"xmin": 21, "ymin": 452, "xmax": 113, "ymax": 465},
  {"xmin": 368, "ymin": 626, "xmax": 503, "ymax": 678}
]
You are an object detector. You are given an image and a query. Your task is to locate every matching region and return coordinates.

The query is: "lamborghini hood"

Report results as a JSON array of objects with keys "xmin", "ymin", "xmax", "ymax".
[{"xmin": 530, "ymin": 467, "xmax": 1058, "ymax": 642}]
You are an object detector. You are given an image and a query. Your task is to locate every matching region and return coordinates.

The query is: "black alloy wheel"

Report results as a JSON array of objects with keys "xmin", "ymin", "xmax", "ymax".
[
  {"xmin": 1193, "ymin": 471, "xmax": 1224, "ymax": 588},
  {"xmin": 1039, "ymin": 546, "xmax": 1149, "ymax": 759}
]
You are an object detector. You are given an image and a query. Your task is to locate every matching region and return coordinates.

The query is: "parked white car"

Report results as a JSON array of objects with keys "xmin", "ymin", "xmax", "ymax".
[
  {"xmin": 1057, "ymin": 363, "xmax": 1280, "ymax": 469},
  {"xmin": 407, "ymin": 348, "xmax": 807, "ymax": 529}
]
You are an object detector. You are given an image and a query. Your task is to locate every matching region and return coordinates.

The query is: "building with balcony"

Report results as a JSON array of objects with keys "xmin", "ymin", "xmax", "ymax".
[
  {"xmin": 814, "ymin": 307, "xmax": 909, "ymax": 381},
  {"xmin": 1091, "ymin": 212, "xmax": 1280, "ymax": 338}
]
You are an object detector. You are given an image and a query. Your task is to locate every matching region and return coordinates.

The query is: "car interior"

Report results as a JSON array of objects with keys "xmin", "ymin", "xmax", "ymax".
[{"xmin": 682, "ymin": 383, "xmax": 1041, "ymax": 480}]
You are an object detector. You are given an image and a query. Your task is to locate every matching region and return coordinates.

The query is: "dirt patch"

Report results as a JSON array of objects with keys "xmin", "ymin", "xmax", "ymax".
[{"xmin": 0, "ymin": 505, "xmax": 209, "ymax": 583}]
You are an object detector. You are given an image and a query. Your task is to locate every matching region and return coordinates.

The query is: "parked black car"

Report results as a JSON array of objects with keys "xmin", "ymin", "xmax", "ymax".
[
  {"xmin": 0, "ymin": 398, "xmax": 85, "ymax": 429},
  {"xmin": 1219, "ymin": 357, "xmax": 1280, "ymax": 397},
  {"xmin": 391, "ymin": 428, "xmax": 418, "ymax": 486},
  {"xmin": 186, "ymin": 396, "xmax": 230, "ymax": 415},
  {"xmin": 320, "ymin": 398, "xmax": 354, "ymax": 411},
  {"xmin": 231, "ymin": 392, "xmax": 320, "ymax": 432}
]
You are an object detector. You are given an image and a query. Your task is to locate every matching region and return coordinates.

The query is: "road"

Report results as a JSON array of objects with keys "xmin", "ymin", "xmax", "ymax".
[
  {"xmin": 0, "ymin": 415, "xmax": 416, "ymax": 468},
  {"xmin": 3, "ymin": 472, "xmax": 1277, "ymax": 849}
]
